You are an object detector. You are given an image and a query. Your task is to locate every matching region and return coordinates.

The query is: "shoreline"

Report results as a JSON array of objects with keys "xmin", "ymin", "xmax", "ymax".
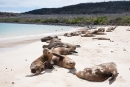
[{"xmin": 0, "ymin": 26, "xmax": 84, "ymax": 48}]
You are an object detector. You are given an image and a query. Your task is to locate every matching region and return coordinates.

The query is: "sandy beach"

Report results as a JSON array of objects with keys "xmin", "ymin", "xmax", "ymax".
[{"xmin": 0, "ymin": 26, "xmax": 130, "ymax": 87}]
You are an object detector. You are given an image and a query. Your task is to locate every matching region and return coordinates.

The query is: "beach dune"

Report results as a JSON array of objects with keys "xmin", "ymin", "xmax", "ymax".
[{"xmin": 0, "ymin": 26, "xmax": 130, "ymax": 87}]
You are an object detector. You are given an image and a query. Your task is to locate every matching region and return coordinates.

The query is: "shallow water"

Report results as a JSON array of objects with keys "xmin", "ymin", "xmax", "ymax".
[
  {"xmin": 0, "ymin": 23, "xmax": 74, "ymax": 39},
  {"xmin": 0, "ymin": 23, "xmax": 78, "ymax": 43}
]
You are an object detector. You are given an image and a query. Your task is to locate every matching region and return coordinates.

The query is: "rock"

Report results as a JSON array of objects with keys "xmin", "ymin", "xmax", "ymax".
[
  {"xmin": 123, "ymin": 48, "xmax": 126, "ymax": 51},
  {"xmin": 12, "ymin": 82, "xmax": 14, "ymax": 84}
]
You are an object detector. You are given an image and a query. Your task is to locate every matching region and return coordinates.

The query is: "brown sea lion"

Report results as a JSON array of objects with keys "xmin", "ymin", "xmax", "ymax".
[
  {"xmin": 70, "ymin": 32, "xmax": 80, "ymax": 36},
  {"xmin": 80, "ymin": 33, "xmax": 95, "ymax": 37},
  {"xmin": 30, "ymin": 48, "xmax": 53, "ymax": 75},
  {"xmin": 46, "ymin": 38, "xmax": 61, "ymax": 43},
  {"xmin": 43, "ymin": 42, "xmax": 80, "ymax": 50},
  {"xmin": 106, "ymin": 27, "xmax": 116, "ymax": 32},
  {"xmin": 41, "ymin": 35, "xmax": 58, "ymax": 42},
  {"xmin": 90, "ymin": 30, "xmax": 106, "ymax": 35},
  {"xmin": 74, "ymin": 62, "xmax": 118, "ymax": 82},
  {"xmin": 50, "ymin": 47, "xmax": 78, "ymax": 55},
  {"xmin": 64, "ymin": 31, "xmax": 80, "ymax": 37},
  {"xmin": 98, "ymin": 28, "xmax": 105, "ymax": 32},
  {"xmin": 52, "ymin": 53, "xmax": 76, "ymax": 69}
]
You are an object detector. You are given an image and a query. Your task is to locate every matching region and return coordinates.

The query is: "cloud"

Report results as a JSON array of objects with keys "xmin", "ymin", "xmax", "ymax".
[
  {"xmin": 0, "ymin": 0, "xmax": 112, "ymax": 12},
  {"xmin": 0, "ymin": 0, "xmax": 110, "ymax": 8}
]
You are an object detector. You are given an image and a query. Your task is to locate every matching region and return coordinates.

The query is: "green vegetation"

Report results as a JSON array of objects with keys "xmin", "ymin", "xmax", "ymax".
[{"xmin": 0, "ymin": 16, "xmax": 130, "ymax": 26}]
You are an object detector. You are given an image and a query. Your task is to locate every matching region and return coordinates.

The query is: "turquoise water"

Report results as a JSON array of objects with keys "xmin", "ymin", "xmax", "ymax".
[
  {"xmin": 0, "ymin": 23, "xmax": 77, "ymax": 46},
  {"xmin": 0, "ymin": 23, "xmax": 74, "ymax": 39}
]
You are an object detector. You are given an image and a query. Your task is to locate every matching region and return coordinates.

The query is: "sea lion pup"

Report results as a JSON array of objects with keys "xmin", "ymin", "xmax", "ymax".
[
  {"xmin": 50, "ymin": 47, "xmax": 78, "ymax": 55},
  {"xmin": 51, "ymin": 53, "xmax": 76, "ymax": 69},
  {"xmin": 74, "ymin": 62, "xmax": 118, "ymax": 82},
  {"xmin": 43, "ymin": 42, "xmax": 80, "ymax": 50},
  {"xmin": 30, "ymin": 48, "xmax": 53, "ymax": 75}
]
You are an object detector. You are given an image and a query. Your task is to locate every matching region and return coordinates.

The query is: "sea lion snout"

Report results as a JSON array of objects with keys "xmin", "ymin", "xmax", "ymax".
[
  {"xmin": 66, "ymin": 61, "xmax": 75, "ymax": 68},
  {"xmin": 43, "ymin": 45, "xmax": 48, "ymax": 48},
  {"xmin": 31, "ymin": 69, "xmax": 36, "ymax": 73}
]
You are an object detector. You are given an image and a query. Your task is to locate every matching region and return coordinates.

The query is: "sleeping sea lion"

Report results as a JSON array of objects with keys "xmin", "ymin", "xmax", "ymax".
[
  {"xmin": 74, "ymin": 62, "xmax": 118, "ymax": 82},
  {"xmin": 30, "ymin": 48, "xmax": 53, "ymax": 75},
  {"xmin": 46, "ymin": 38, "xmax": 61, "ymax": 43},
  {"xmin": 50, "ymin": 47, "xmax": 78, "ymax": 55},
  {"xmin": 98, "ymin": 28, "xmax": 105, "ymax": 32},
  {"xmin": 80, "ymin": 33, "xmax": 95, "ymax": 37},
  {"xmin": 106, "ymin": 27, "xmax": 116, "ymax": 32},
  {"xmin": 90, "ymin": 30, "xmax": 106, "ymax": 35},
  {"xmin": 43, "ymin": 42, "xmax": 80, "ymax": 50},
  {"xmin": 41, "ymin": 35, "xmax": 58, "ymax": 42},
  {"xmin": 51, "ymin": 53, "xmax": 76, "ymax": 69}
]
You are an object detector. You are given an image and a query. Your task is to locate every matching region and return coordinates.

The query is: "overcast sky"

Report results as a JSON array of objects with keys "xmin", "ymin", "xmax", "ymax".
[{"xmin": 0, "ymin": 0, "xmax": 122, "ymax": 13}]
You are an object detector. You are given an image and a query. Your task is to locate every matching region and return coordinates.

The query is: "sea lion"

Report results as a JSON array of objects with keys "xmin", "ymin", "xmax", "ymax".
[
  {"xmin": 52, "ymin": 53, "xmax": 76, "ymax": 69},
  {"xmin": 92, "ymin": 37, "xmax": 111, "ymax": 41},
  {"xmin": 90, "ymin": 30, "xmax": 106, "ymax": 35},
  {"xmin": 30, "ymin": 48, "xmax": 53, "ymax": 75},
  {"xmin": 46, "ymin": 38, "xmax": 61, "ymax": 43},
  {"xmin": 64, "ymin": 32, "xmax": 79, "ymax": 37},
  {"xmin": 74, "ymin": 62, "xmax": 118, "ymax": 82},
  {"xmin": 70, "ymin": 32, "xmax": 79, "ymax": 36},
  {"xmin": 98, "ymin": 28, "xmax": 105, "ymax": 32},
  {"xmin": 50, "ymin": 47, "xmax": 78, "ymax": 55},
  {"xmin": 80, "ymin": 33, "xmax": 95, "ymax": 37},
  {"xmin": 106, "ymin": 27, "xmax": 116, "ymax": 32},
  {"xmin": 41, "ymin": 35, "xmax": 58, "ymax": 42},
  {"xmin": 43, "ymin": 42, "xmax": 80, "ymax": 50}
]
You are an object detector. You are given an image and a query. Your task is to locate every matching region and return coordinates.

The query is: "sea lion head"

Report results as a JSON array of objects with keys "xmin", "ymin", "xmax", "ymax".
[
  {"xmin": 41, "ymin": 36, "xmax": 53, "ymax": 42},
  {"xmin": 65, "ymin": 60, "xmax": 75, "ymax": 69},
  {"xmin": 30, "ymin": 61, "xmax": 47, "ymax": 75},
  {"xmin": 42, "ymin": 45, "xmax": 48, "ymax": 48},
  {"xmin": 73, "ymin": 70, "xmax": 85, "ymax": 79},
  {"xmin": 43, "ymin": 48, "xmax": 53, "ymax": 59}
]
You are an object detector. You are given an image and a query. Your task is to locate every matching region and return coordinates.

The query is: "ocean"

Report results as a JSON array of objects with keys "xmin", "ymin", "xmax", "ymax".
[{"xmin": 0, "ymin": 23, "xmax": 78, "ymax": 44}]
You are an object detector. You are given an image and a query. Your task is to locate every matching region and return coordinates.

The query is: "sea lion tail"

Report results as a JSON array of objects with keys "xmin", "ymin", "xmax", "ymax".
[
  {"xmin": 75, "ymin": 45, "xmax": 81, "ymax": 48},
  {"xmin": 69, "ymin": 50, "xmax": 78, "ymax": 53}
]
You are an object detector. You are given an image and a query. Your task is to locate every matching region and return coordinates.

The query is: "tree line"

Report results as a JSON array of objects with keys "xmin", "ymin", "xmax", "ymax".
[{"xmin": 0, "ymin": 16, "xmax": 130, "ymax": 26}]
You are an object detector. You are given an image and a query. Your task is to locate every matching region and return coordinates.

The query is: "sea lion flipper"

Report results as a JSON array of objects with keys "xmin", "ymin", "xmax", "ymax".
[
  {"xmin": 52, "ymin": 53, "xmax": 64, "ymax": 60},
  {"xmin": 75, "ymin": 45, "xmax": 81, "ymax": 48},
  {"xmin": 109, "ymin": 72, "xmax": 119, "ymax": 81},
  {"xmin": 69, "ymin": 50, "xmax": 78, "ymax": 53}
]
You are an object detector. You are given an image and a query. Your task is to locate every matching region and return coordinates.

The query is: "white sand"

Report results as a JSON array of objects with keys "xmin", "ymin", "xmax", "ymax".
[{"xmin": 0, "ymin": 26, "xmax": 130, "ymax": 87}]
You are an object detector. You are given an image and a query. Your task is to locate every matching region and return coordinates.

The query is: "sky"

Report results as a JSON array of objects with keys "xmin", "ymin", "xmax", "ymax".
[{"xmin": 0, "ymin": 0, "xmax": 122, "ymax": 13}]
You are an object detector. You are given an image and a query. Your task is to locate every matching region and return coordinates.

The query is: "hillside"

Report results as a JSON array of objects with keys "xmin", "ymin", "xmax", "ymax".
[{"xmin": 23, "ymin": 1, "xmax": 130, "ymax": 14}]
